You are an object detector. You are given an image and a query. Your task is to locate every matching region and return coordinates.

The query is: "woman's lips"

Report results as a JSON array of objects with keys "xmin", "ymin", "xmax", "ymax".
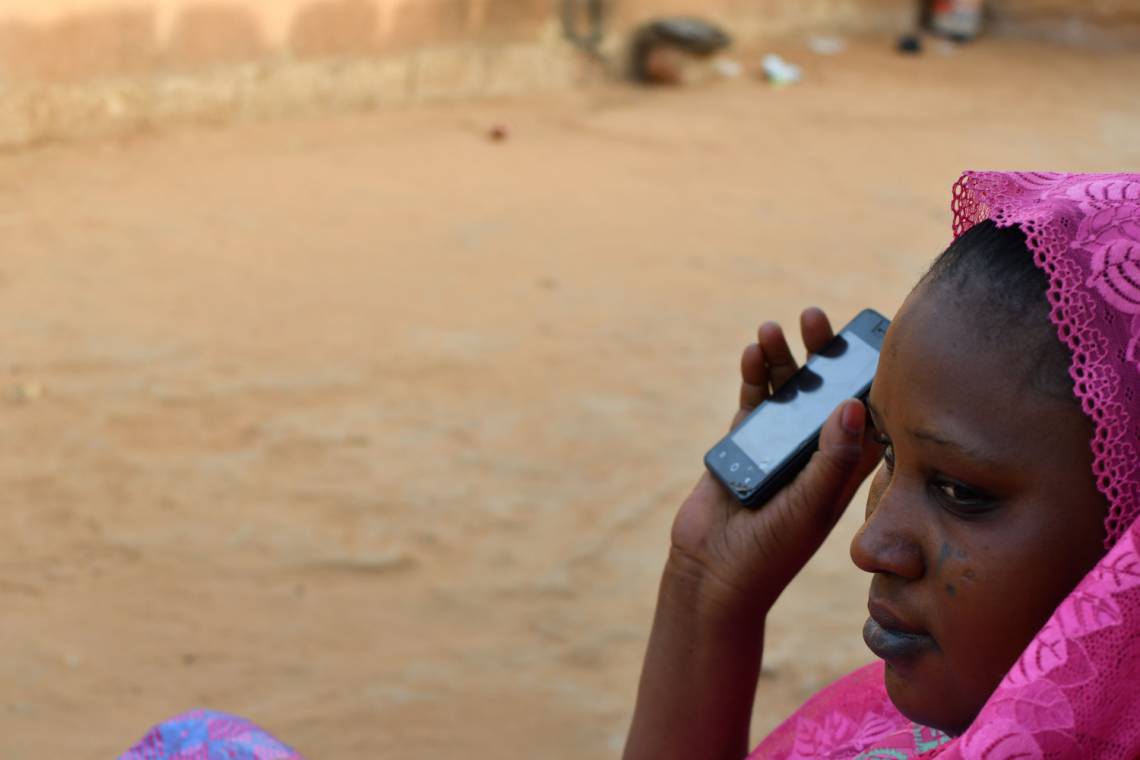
[{"xmin": 863, "ymin": 601, "xmax": 935, "ymax": 662}]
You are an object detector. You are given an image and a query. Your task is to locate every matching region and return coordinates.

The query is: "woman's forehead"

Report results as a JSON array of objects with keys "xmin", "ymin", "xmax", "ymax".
[{"xmin": 871, "ymin": 289, "xmax": 1088, "ymax": 463}]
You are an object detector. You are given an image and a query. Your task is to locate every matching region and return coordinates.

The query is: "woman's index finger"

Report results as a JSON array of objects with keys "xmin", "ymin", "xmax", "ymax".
[{"xmin": 758, "ymin": 321, "xmax": 799, "ymax": 391}]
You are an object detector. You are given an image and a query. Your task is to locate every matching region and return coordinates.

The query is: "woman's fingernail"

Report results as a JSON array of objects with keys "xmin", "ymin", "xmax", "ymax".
[{"xmin": 841, "ymin": 400, "xmax": 863, "ymax": 436}]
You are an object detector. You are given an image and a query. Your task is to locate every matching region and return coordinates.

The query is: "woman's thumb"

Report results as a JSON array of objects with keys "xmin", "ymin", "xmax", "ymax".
[{"xmin": 781, "ymin": 399, "xmax": 868, "ymax": 528}]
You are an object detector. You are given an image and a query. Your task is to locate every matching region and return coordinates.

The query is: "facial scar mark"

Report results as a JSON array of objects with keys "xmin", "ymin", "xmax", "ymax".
[
  {"xmin": 936, "ymin": 543, "xmax": 952, "ymax": 573},
  {"xmin": 936, "ymin": 543, "xmax": 968, "ymax": 576}
]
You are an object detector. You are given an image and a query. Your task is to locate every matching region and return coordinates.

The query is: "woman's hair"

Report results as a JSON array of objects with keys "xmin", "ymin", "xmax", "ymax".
[{"xmin": 920, "ymin": 219, "xmax": 1075, "ymax": 401}]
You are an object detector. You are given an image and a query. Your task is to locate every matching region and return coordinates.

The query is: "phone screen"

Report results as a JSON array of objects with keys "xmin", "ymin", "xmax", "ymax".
[{"xmin": 729, "ymin": 332, "xmax": 880, "ymax": 471}]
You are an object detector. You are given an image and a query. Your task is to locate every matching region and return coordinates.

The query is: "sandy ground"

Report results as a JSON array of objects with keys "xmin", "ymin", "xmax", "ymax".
[{"xmin": 0, "ymin": 38, "xmax": 1138, "ymax": 759}]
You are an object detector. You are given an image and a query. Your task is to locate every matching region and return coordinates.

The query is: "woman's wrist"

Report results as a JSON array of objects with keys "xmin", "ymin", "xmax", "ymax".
[
  {"xmin": 624, "ymin": 549, "xmax": 769, "ymax": 760},
  {"xmin": 661, "ymin": 546, "xmax": 772, "ymax": 635}
]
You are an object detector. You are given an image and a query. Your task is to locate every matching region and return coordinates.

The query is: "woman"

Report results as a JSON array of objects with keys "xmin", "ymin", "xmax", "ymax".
[
  {"xmin": 624, "ymin": 172, "xmax": 1140, "ymax": 759},
  {"xmin": 123, "ymin": 172, "xmax": 1140, "ymax": 758}
]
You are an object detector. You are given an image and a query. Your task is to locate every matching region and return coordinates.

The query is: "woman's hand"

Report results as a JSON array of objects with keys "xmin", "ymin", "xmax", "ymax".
[
  {"xmin": 669, "ymin": 307, "xmax": 884, "ymax": 619},
  {"xmin": 624, "ymin": 307, "xmax": 883, "ymax": 760}
]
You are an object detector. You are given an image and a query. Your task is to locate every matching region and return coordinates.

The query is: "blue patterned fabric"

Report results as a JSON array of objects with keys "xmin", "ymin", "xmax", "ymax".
[{"xmin": 119, "ymin": 710, "xmax": 302, "ymax": 760}]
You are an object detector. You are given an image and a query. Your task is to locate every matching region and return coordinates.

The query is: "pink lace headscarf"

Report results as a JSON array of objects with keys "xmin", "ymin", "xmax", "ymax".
[
  {"xmin": 953, "ymin": 172, "xmax": 1140, "ymax": 547},
  {"xmin": 750, "ymin": 172, "xmax": 1140, "ymax": 759}
]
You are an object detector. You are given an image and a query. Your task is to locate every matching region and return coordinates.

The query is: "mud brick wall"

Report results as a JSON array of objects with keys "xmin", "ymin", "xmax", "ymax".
[
  {"xmin": 0, "ymin": 0, "xmax": 1132, "ymax": 148},
  {"xmin": 0, "ymin": 0, "xmax": 920, "ymax": 84},
  {"xmin": 988, "ymin": 0, "xmax": 1140, "ymax": 45}
]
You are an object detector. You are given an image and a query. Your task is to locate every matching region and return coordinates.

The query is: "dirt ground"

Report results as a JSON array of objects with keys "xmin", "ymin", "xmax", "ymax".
[{"xmin": 0, "ymin": 38, "xmax": 1138, "ymax": 759}]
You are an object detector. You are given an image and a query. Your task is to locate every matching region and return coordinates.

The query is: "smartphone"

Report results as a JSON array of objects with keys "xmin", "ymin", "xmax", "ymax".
[{"xmin": 704, "ymin": 308, "xmax": 890, "ymax": 508}]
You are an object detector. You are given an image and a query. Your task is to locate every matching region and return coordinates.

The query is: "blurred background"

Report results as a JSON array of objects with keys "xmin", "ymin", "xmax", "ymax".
[{"xmin": 0, "ymin": 1, "xmax": 1137, "ymax": 757}]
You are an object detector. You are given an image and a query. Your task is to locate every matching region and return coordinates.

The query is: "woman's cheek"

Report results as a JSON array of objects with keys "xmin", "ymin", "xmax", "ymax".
[{"xmin": 934, "ymin": 543, "xmax": 973, "ymax": 600}]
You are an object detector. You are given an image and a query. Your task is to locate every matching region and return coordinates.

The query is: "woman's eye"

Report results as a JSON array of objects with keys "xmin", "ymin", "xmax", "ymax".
[{"xmin": 932, "ymin": 479, "xmax": 993, "ymax": 514}]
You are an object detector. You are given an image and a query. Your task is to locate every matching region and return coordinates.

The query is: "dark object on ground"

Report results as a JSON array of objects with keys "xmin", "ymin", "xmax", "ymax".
[
  {"xmin": 488, "ymin": 124, "xmax": 510, "ymax": 142},
  {"xmin": 641, "ymin": 47, "xmax": 685, "ymax": 85},
  {"xmin": 630, "ymin": 17, "xmax": 732, "ymax": 83},
  {"xmin": 897, "ymin": 33, "xmax": 923, "ymax": 54}
]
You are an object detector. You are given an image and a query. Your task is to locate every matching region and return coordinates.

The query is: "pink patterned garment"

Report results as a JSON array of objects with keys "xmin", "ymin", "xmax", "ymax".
[{"xmin": 749, "ymin": 172, "xmax": 1140, "ymax": 759}]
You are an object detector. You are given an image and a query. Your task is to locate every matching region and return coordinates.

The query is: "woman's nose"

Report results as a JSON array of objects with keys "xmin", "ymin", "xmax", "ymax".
[{"xmin": 850, "ymin": 471, "xmax": 925, "ymax": 580}]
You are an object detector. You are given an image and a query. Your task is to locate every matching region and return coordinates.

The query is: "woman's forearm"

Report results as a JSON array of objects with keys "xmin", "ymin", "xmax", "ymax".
[{"xmin": 623, "ymin": 550, "xmax": 768, "ymax": 760}]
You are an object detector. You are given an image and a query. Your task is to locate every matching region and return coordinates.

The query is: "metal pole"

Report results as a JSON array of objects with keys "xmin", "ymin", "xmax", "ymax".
[{"xmin": 561, "ymin": 0, "xmax": 606, "ymax": 55}]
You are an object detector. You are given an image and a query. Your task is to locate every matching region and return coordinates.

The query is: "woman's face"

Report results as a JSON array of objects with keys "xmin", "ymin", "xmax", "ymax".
[{"xmin": 851, "ymin": 283, "xmax": 1108, "ymax": 735}]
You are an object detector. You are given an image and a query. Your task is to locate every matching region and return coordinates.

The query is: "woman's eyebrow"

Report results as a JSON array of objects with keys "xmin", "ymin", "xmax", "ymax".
[
  {"xmin": 911, "ymin": 427, "xmax": 1001, "ymax": 465},
  {"xmin": 866, "ymin": 400, "xmax": 1000, "ymax": 463}
]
